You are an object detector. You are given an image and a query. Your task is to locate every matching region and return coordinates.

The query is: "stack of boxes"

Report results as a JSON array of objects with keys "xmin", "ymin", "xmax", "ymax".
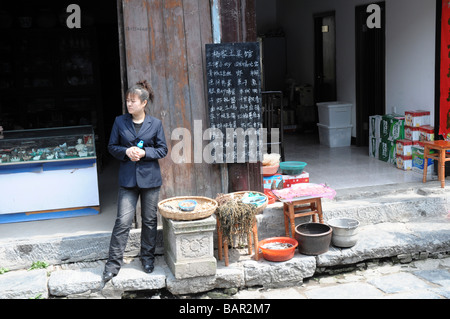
[
  {"xmin": 369, "ymin": 114, "xmax": 405, "ymax": 164},
  {"xmin": 404, "ymin": 111, "xmax": 434, "ymax": 174},
  {"xmin": 369, "ymin": 115, "xmax": 382, "ymax": 158},
  {"xmin": 395, "ymin": 139, "xmax": 414, "ymax": 170},
  {"xmin": 370, "ymin": 110, "xmax": 434, "ymax": 174}
]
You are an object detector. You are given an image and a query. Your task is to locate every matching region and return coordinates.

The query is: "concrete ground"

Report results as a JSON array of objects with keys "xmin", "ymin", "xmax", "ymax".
[{"xmin": 229, "ymin": 255, "xmax": 450, "ymax": 299}]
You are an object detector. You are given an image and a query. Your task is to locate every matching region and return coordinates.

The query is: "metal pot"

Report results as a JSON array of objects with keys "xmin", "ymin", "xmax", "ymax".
[
  {"xmin": 327, "ymin": 218, "xmax": 360, "ymax": 248},
  {"xmin": 294, "ymin": 222, "xmax": 332, "ymax": 255}
]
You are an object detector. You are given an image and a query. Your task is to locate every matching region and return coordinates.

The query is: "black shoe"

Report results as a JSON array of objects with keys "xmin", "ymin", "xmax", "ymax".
[
  {"xmin": 142, "ymin": 263, "xmax": 154, "ymax": 273},
  {"xmin": 102, "ymin": 271, "xmax": 116, "ymax": 282}
]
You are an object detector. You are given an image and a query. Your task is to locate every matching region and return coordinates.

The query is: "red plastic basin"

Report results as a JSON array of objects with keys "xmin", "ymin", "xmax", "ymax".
[{"xmin": 258, "ymin": 237, "xmax": 298, "ymax": 262}]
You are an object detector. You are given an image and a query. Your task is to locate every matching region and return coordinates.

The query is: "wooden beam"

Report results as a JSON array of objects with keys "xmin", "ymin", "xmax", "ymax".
[{"xmin": 219, "ymin": 0, "xmax": 262, "ymax": 193}]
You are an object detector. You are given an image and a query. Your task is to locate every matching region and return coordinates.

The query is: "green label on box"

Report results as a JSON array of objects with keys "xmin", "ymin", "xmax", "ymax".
[
  {"xmin": 379, "ymin": 139, "xmax": 395, "ymax": 163},
  {"xmin": 380, "ymin": 114, "xmax": 404, "ymax": 141}
]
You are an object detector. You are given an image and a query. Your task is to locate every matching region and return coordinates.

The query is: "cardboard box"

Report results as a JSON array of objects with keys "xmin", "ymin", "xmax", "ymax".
[
  {"xmin": 369, "ymin": 136, "xmax": 380, "ymax": 158},
  {"xmin": 379, "ymin": 138, "xmax": 396, "ymax": 163},
  {"xmin": 380, "ymin": 114, "xmax": 405, "ymax": 141},
  {"xmin": 263, "ymin": 174, "xmax": 283, "ymax": 189},
  {"xmin": 405, "ymin": 126, "xmax": 420, "ymax": 141},
  {"xmin": 369, "ymin": 115, "xmax": 382, "ymax": 138},
  {"xmin": 405, "ymin": 110, "xmax": 430, "ymax": 127},
  {"xmin": 396, "ymin": 155, "xmax": 412, "ymax": 171},
  {"xmin": 412, "ymin": 146, "xmax": 434, "ymax": 175},
  {"xmin": 282, "ymin": 172, "xmax": 309, "ymax": 188},
  {"xmin": 419, "ymin": 125, "xmax": 434, "ymax": 142},
  {"xmin": 396, "ymin": 139, "xmax": 413, "ymax": 156}
]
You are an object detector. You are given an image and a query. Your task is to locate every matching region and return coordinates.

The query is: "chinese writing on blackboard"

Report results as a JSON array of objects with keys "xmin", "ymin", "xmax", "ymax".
[{"xmin": 205, "ymin": 42, "xmax": 263, "ymax": 163}]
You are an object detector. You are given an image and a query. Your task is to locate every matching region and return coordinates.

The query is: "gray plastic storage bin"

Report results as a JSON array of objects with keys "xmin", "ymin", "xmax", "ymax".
[
  {"xmin": 317, "ymin": 123, "xmax": 353, "ymax": 148},
  {"xmin": 317, "ymin": 101, "xmax": 352, "ymax": 127}
]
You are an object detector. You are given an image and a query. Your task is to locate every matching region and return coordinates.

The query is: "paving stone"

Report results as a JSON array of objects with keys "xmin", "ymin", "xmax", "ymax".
[
  {"xmin": 48, "ymin": 266, "xmax": 103, "ymax": 296},
  {"xmin": 383, "ymin": 290, "xmax": 443, "ymax": 299},
  {"xmin": 413, "ymin": 269, "xmax": 450, "ymax": 286},
  {"xmin": 0, "ymin": 269, "xmax": 48, "ymax": 299},
  {"xmin": 304, "ymin": 282, "xmax": 384, "ymax": 299},
  {"xmin": 111, "ymin": 258, "xmax": 166, "ymax": 291},
  {"xmin": 368, "ymin": 272, "xmax": 432, "ymax": 294},
  {"xmin": 259, "ymin": 287, "xmax": 306, "ymax": 299},
  {"xmin": 429, "ymin": 287, "xmax": 450, "ymax": 299},
  {"xmin": 243, "ymin": 254, "xmax": 316, "ymax": 288},
  {"xmin": 214, "ymin": 265, "xmax": 245, "ymax": 288}
]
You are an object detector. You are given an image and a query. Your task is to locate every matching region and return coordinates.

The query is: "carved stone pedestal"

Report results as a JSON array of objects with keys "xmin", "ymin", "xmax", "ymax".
[{"xmin": 162, "ymin": 215, "xmax": 217, "ymax": 279}]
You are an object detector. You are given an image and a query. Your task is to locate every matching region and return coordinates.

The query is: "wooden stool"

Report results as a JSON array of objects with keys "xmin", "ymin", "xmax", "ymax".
[
  {"xmin": 283, "ymin": 197, "xmax": 324, "ymax": 238},
  {"xmin": 217, "ymin": 218, "xmax": 259, "ymax": 266},
  {"xmin": 423, "ymin": 140, "xmax": 450, "ymax": 188}
]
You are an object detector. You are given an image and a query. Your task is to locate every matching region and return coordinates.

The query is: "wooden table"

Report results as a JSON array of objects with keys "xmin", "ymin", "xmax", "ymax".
[{"xmin": 423, "ymin": 140, "xmax": 450, "ymax": 188}]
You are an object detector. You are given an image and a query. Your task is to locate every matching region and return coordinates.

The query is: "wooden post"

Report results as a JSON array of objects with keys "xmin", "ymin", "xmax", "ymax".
[{"xmin": 219, "ymin": 0, "xmax": 263, "ymax": 193}]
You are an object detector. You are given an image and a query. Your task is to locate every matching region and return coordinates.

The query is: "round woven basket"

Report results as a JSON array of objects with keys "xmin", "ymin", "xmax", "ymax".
[
  {"xmin": 158, "ymin": 196, "xmax": 218, "ymax": 221},
  {"xmin": 217, "ymin": 191, "xmax": 268, "ymax": 214}
]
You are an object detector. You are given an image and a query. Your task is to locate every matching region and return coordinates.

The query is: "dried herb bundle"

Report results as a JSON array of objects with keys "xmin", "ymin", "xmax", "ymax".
[{"xmin": 215, "ymin": 198, "xmax": 256, "ymax": 245}]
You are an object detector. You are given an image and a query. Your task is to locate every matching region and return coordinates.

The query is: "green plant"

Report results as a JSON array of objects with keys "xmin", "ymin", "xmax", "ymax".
[
  {"xmin": 0, "ymin": 267, "xmax": 9, "ymax": 274},
  {"xmin": 28, "ymin": 261, "xmax": 49, "ymax": 271}
]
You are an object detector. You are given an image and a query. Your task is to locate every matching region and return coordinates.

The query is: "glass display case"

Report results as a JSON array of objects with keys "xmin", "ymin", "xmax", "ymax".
[
  {"xmin": 0, "ymin": 126, "xmax": 99, "ymax": 222},
  {"xmin": 0, "ymin": 125, "xmax": 95, "ymax": 165}
]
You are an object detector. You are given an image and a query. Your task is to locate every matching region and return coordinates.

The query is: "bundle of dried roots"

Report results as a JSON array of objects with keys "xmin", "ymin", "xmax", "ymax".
[{"xmin": 215, "ymin": 198, "xmax": 256, "ymax": 245}]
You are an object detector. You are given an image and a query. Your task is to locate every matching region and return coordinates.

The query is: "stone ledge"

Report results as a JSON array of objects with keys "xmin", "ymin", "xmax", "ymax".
[
  {"xmin": 2, "ymin": 182, "xmax": 449, "ymax": 272},
  {"xmin": 1, "ymin": 219, "xmax": 450, "ymax": 298},
  {"xmin": 0, "ymin": 269, "xmax": 48, "ymax": 299}
]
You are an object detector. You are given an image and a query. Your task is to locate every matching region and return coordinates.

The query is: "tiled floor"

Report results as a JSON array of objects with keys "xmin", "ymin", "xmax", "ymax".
[{"xmin": 282, "ymin": 132, "xmax": 435, "ymax": 190}]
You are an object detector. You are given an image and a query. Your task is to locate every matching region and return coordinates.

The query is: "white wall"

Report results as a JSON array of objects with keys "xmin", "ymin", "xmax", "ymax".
[
  {"xmin": 273, "ymin": 0, "xmax": 436, "ymax": 136},
  {"xmin": 385, "ymin": 0, "xmax": 436, "ymax": 118}
]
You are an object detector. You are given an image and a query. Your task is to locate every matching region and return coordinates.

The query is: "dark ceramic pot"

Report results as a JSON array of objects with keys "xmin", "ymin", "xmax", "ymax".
[{"xmin": 295, "ymin": 222, "xmax": 332, "ymax": 255}]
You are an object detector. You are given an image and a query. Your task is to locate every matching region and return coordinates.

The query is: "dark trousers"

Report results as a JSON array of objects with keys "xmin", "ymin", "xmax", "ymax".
[{"xmin": 105, "ymin": 186, "xmax": 160, "ymax": 275}]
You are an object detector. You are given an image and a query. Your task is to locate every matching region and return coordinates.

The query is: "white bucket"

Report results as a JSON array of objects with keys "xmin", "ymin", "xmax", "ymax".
[{"xmin": 327, "ymin": 218, "xmax": 360, "ymax": 248}]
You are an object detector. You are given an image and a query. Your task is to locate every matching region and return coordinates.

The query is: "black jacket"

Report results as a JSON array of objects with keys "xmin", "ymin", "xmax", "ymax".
[{"xmin": 108, "ymin": 113, "xmax": 168, "ymax": 188}]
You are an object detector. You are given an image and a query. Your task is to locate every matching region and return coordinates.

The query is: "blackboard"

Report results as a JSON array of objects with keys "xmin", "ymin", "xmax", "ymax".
[{"xmin": 205, "ymin": 42, "xmax": 263, "ymax": 163}]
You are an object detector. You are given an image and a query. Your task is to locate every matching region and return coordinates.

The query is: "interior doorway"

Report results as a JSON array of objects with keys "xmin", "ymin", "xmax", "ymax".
[
  {"xmin": 0, "ymin": 0, "xmax": 122, "ymax": 161},
  {"xmin": 355, "ymin": 2, "xmax": 386, "ymax": 146},
  {"xmin": 314, "ymin": 11, "xmax": 337, "ymax": 104}
]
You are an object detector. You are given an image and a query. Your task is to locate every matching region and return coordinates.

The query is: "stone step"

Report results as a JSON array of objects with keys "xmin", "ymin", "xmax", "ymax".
[
  {"xmin": 1, "ymin": 219, "xmax": 449, "ymax": 298},
  {"xmin": 257, "ymin": 181, "xmax": 450, "ymax": 239},
  {"xmin": 2, "ymin": 182, "xmax": 449, "ymax": 272}
]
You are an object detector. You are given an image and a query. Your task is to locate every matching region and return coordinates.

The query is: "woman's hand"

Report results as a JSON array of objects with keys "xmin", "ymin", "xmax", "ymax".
[{"xmin": 126, "ymin": 146, "xmax": 145, "ymax": 161}]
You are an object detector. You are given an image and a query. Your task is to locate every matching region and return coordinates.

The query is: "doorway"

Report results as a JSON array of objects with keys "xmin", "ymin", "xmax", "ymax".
[
  {"xmin": 0, "ymin": 0, "xmax": 122, "ymax": 160},
  {"xmin": 314, "ymin": 11, "xmax": 337, "ymax": 104},
  {"xmin": 355, "ymin": 2, "xmax": 386, "ymax": 146}
]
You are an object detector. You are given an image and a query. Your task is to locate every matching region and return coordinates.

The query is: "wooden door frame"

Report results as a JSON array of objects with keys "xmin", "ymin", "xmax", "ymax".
[
  {"xmin": 218, "ymin": 0, "xmax": 262, "ymax": 193},
  {"xmin": 313, "ymin": 11, "xmax": 337, "ymax": 104},
  {"xmin": 355, "ymin": 2, "xmax": 386, "ymax": 146},
  {"xmin": 116, "ymin": 0, "xmax": 128, "ymax": 114},
  {"xmin": 435, "ymin": 0, "xmax": 442, "ymax": 138}
]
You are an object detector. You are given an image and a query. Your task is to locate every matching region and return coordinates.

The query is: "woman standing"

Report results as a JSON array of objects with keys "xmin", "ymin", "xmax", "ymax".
[{"xmin": 103, "ymin": 80, "xmax": 168, "ymax": 282}]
